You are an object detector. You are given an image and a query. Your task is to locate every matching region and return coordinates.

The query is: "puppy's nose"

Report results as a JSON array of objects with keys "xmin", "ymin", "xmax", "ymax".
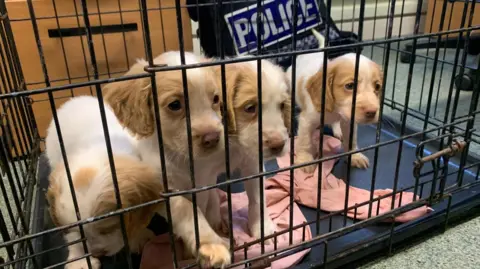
[
  {"xmin": 202, "ymin": 132, "xmax": 220, "ymax": 148},
  {"xmin": 365, "ymin": 110, "xmax": 377, "ymax": 119},
  {"xmin": 265, "ymin": 137, "xmax": 286, "ymax": 154}
]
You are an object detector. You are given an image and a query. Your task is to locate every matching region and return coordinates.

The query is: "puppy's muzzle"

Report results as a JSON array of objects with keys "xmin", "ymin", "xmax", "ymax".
[
  {"xmin": 265, "ymin": 134, "xmax": 286, "ymax": 155},
  {"xmin": 365, "ymin": 110, "xmax": 377, "ymax": 120},
  {"xmin": 201, "ymin": 131, "xmax": 221, "ymax": 149}
]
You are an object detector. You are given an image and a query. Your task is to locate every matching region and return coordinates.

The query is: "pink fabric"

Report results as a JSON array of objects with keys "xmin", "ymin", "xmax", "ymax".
[
  {"xmin": 272, "ymin": 136, "xmax": 433, "ymax": 222},
  {"xmin": 140, "ymin": 235, "xmax": 196, "ymax": 269},
  {"xmin": 140, "ymin": 135, "xmax": 432, "ymax": 269},
  {"xmin": 217, "ymin": 191, "xmax": 312, "ymax": 269},
  {"xmin": 140, "ymin": 187, "xmax": 313, "ymax": 269}
]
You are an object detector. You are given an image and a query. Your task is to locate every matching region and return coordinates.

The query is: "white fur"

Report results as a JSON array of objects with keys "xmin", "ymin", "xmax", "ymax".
[
  {"xmin": 287, "ymin": 31, "xmax": 380, "ymax": 172},
  {"xmin": 210, "ymin": 58, "xmax": 290, "ymax": 242},
  {"xmin": 45, "ymin": 96, "xmax": 138, "ymax": 167},
  {"xmin": 234, "ymin": 59, "xmax": 289, "ymax": 242},
  {"xmin": 127, "ymin": 51, "xmax": 231, "ymax": 267},
  {"xmin": 45, "ymin": 96, "xmax": 142, "ymax": 269}
]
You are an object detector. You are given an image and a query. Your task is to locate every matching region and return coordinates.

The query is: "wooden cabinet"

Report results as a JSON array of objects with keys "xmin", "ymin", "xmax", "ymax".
[
  {"xmin": 5, "ymin": 0, "xmax": 193, "ymax": 144},
  {"xmin": 424, "ymin": 0, "xmax": 480, "ymax": 35}
]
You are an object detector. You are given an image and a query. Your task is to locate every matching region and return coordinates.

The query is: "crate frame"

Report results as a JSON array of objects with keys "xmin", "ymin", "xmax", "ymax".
[{"xmin": 0, "ymin": 0, "xmax": 479, "ymax": 268}]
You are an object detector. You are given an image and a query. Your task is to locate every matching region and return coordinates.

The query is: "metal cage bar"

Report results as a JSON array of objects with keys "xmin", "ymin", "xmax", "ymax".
[{"xmin": 0, "ymin": 0, "xmax": 479, "ymax": 268}]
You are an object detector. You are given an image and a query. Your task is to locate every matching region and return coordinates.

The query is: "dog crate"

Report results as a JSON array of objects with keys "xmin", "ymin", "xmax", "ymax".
[{"xmin": 1, "ymin": 0, "xmax": 479, "ymax": 268}]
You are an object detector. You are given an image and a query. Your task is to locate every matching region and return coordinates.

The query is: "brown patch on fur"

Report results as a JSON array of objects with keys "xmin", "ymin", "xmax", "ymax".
[
  {"xmin": 219, "ymin": 63, "xmax": 275, "ymax": 131},
  {"xmin": 103, "ymin": 76, "xmax": 154, "ymax": 138},
  {"xmin": 213, "ymin": 63, "xmax": 251, "ymax": 134},
  {"xmin": 46, "ymin": 163, "xmax": 65, "ymax": 227},
  {"xmin": 296, "ymin": 77, "xmax": 306, "ymax": 107},
  {"xmin": 305, "ymin": 67, "xmax": 335, "ymax": 113},
  {"xmin": 369, "ymin": 60, "xmax": 384, "ymax": 99},
  {"xmin": 73, "ymin": 167, "xmax": 97, "ymax": 189},
  {"xmin": 91, "ymin": 156, "xmax": 165, "ymax": 241},
  {"xmin": 282, "ymin": 95, "xmax": 292, "ymax": 135}
]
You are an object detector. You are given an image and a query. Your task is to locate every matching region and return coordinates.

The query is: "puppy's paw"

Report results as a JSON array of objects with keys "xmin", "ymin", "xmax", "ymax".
[
  {"xmin": 248, "ymin": 214, "xmax": 276, "ymax": 245},
  {"xmin": 295, "ymin": 153, "xmax": 317, "ymax": 174},
  {"xmin": 65, "ymin": 257, "xmax": 101, "ymax": 269},
  {"xmin": 350, "ymin": 153, "xmax": 369, "ymax": 169},
  {"xmin": 198, "ymin": 242, "xmax": 231, "ymax": 269}
]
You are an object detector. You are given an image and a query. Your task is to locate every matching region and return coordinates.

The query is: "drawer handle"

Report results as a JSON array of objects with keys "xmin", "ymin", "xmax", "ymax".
[{"xmin": 48, "ymin": 23, "xmax": 138, "ymax": 38}]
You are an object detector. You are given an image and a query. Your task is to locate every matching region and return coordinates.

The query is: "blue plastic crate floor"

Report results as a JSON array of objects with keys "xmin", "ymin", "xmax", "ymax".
[{"xmin": 35, "ymin": 123, "xmax": 480, "ymax": 269}]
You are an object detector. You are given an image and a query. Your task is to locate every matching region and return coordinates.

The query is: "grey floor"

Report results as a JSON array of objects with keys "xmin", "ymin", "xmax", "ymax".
[
  {"xmin": 0, "ymin": 162, "xmax": 27, "ymax": 263},
  {"xmin": 361, "ymin": 216, "xmax": 480, "ymax": 269},
  {"xmin": 0, "ymin": 173, "xmax": 14, "ymax": 261}
]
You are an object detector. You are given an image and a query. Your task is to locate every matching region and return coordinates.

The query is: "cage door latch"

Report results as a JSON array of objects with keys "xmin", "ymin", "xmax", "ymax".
[{"xmin": 413, "ymin": 140, "xmax": 466, "ymax": 177}]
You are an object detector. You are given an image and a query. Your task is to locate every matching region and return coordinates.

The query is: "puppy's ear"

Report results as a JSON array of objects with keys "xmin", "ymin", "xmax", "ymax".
[
  {"xmin": 371, "ymin": 61, "xmax": 384, "ymax": 98},
  {"xmin": 305, "ymin": 66, "xmax": 335, "ymax": 113},
  {"xmin": 103, "ymin": 77, "xmax": 154, "ymax": 137},
  {"xmin": 92, "ymin": 157, "xmax": 164, "ymax": 238},
  {"xmin": 283, "ymin": 96, "xmax": 292, "ymax": 135},
  {"xmin": 221, "ymin": 64, "xmax": 244, "ymax": 134},
  {"xmin": 46, "ymin": 165, "xmax": 63, "ymax": 227}
]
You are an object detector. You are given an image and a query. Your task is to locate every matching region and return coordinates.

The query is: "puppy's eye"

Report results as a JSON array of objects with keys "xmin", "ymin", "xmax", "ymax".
[
  {"xmin": 345, "ymin": 83, "xmax": 355, "ymax": 90},
  {"xmin": 244, "ymin": 103, "xmax": 257, "ymax": 114},
  {"xmin": 213, "ymin": 94, "xmax": 220, "ymax": 104},
  {"xmin": 168, "ymin": 100, "xmax": 182, "ymax": 111},
  {"xmin": 375, "ymin": 83, "xmax": 382, "ymax": 91}
]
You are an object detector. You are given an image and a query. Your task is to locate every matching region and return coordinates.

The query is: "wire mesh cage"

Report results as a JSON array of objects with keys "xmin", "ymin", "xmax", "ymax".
[{"xmin": 0, "ymin": 0, "xmax": 479, "ymax": 268}]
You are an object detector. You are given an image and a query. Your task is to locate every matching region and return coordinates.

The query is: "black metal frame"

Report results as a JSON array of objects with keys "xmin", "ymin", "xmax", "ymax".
[{"xmin": 0, "ymin": 0, "xmax": 479, "ymax": 268}]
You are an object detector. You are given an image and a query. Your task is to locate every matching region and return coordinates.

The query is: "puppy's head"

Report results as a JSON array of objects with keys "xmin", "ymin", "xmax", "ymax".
[
  {"xmin": 104, "ymin": 52, "xmax": 224, "ymax": 160},
  {"xmin": 306, "ymin": 53, "xmax": 383, "ymax": 124},
  {"xmin": 219, "ymin": 59, "xmax": 291, "ymax": 160}
]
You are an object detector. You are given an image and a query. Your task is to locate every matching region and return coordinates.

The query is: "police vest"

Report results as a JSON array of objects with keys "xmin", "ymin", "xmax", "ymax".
[{"xmin": 187, "ymin": 0, "xmax": 361, "ymax": 69}]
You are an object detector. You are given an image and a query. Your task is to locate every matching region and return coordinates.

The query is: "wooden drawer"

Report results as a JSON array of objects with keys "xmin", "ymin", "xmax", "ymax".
[
  {"xmin": 5, "ymin": 0, "xmax": 193, "ymax": 145},
  {"xmin": 424, "ymin": 0, "xmax": 480, "ymax": 35}
]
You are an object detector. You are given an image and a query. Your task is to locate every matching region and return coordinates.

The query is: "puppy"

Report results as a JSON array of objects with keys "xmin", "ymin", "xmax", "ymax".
[
  {"xmin": 45, "ymin": 96, "xmax": 164, "ymax": 269},
  {"xmin": 286, "ymin": 30, "xmax": 383, "ymax": 173},
  {"xmin": 103, "ymin": 51, "xmax": 231, "ymax": 268},
  {"xmin": 212, "ymin": 58, "xmax": 291, "ymax": 241}
]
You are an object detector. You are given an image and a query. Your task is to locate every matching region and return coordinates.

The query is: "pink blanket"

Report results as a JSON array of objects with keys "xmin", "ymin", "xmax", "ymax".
[
  {"xmin": 140, "ymin": 186, "xmax": 313, "ymax": 269},
  {"xmin": 273, "ymin": 136, "xmax": 432, "ymax": 222},
  {"xmin": 140, "ymin": 135, "xmax": 431, "ymax": 269}
]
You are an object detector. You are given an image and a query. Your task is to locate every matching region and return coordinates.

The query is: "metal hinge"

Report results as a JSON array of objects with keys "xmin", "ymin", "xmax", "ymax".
[{"xmin": 413, "ymin": 139, "xmax": 466, "ymax": 178}]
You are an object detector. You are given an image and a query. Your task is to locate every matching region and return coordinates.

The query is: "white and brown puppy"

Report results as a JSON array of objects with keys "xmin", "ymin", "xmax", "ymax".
[
  {"xmin": 46, "ymin": 96, "xmax": 165, "ymax": 269},
  {"xmin": 286, "ymin": 30, "xmax": 383, "ymax": 173},
  {"xmin": 103, "ymin": 51, "xmax": 231, "ymax": 268},
  {"xmin": 211, "ymin": 58, "xmax": 291, "ymax": 242}
]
